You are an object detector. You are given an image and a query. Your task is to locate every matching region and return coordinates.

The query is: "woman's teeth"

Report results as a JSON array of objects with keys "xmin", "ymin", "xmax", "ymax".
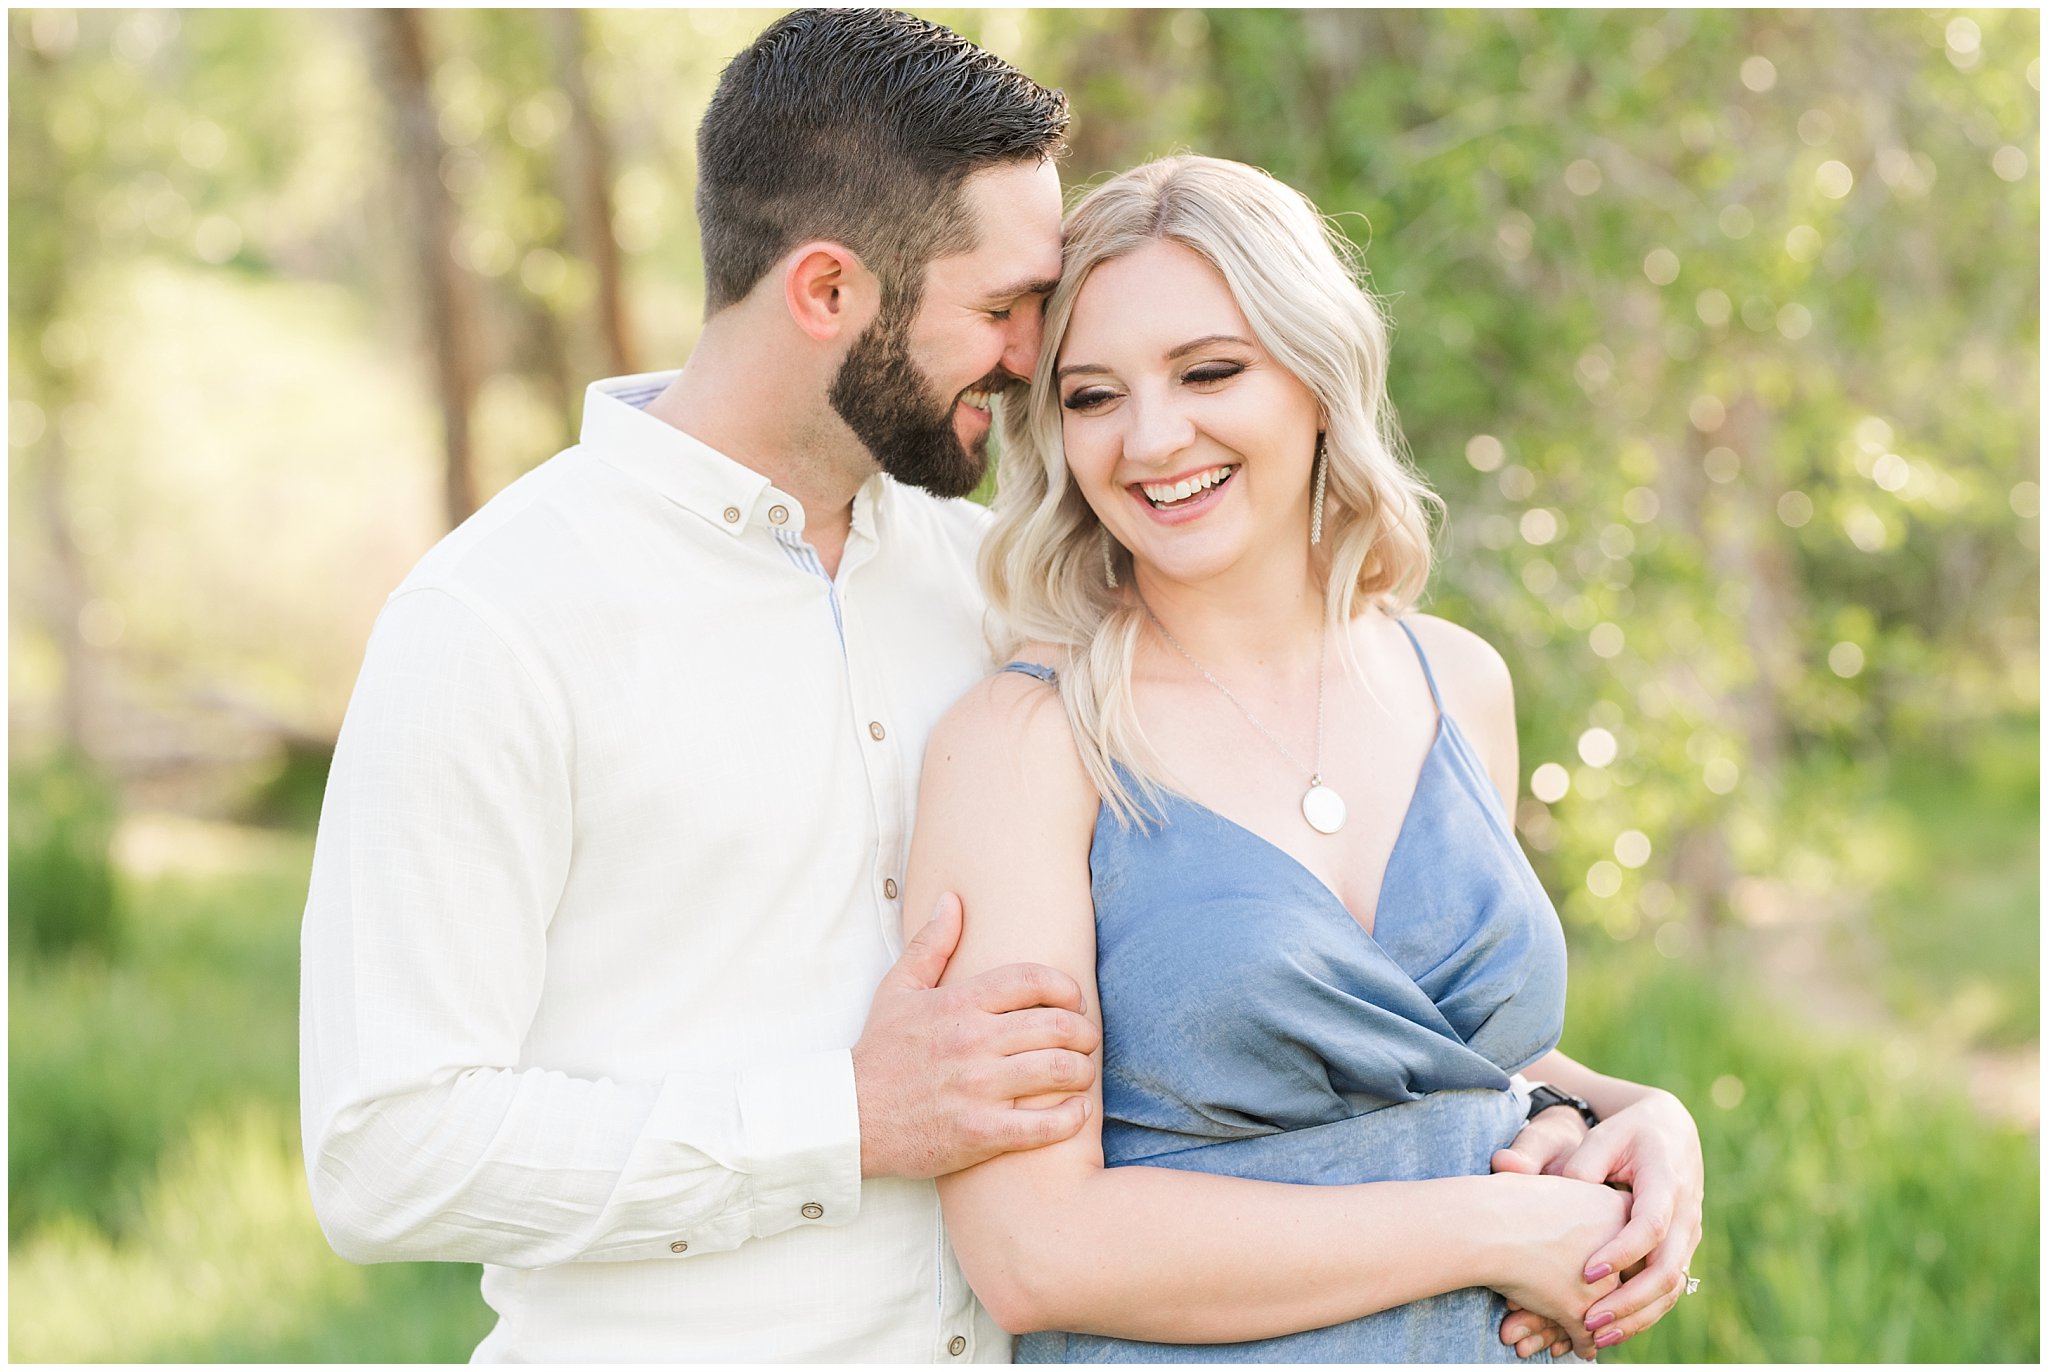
[{"xmin": 1141, "ymin": 465, "xmax": 1237, "ymax": 508}]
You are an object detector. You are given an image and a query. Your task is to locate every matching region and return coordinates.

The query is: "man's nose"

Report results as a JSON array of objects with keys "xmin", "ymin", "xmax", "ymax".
[{"xmin": 1001, "ymin": 305, "xmax": 1046, "ymax": 381}]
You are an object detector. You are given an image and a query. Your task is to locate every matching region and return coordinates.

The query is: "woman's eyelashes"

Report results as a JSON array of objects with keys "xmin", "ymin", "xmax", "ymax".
[{"xmin": 1060, "ymin": 360, "xmax": 1249, "ymax": 412}]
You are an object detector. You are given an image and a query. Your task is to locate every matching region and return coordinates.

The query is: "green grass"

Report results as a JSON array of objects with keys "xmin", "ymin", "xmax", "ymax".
[
  {"xmin": 1563, "ymin": 944, "xmax": 2039, "ymax": 1363},
  {"xmin": 8, "ymin": 814, "xmax": 2038, "ymax": 1361},
  {"xmin": 1864, "ymin": 717, "xmax": 2040, "ymax": 1047},
  {"xmin": 7, "ymin": 823, "xmax": 493, "ymax": 1362}
]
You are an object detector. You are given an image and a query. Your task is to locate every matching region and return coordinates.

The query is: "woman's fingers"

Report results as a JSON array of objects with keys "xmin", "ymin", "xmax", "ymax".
[
  {"xmin": 1586, "ymin": 1204, "xmax": 1700, "ymax": 1334},
  {"xmin": 1589, "ymin": 1262, "xmax": 1692, "ymax": 1351}
]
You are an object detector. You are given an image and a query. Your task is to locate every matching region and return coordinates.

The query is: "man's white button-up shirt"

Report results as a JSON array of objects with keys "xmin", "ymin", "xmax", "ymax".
[{"xmin": 300, "ymin": 372, "xmax": 1008, "ymax": 1361}]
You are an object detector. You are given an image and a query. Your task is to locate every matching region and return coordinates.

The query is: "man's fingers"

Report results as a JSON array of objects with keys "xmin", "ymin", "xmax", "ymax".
[
  {"xmin": 890, "ymin": 892, "xmax": 963, "ymax": 990},
  {"xmin": 993, "ymin": 1005, "xmax": 1102, "ymax": 1057},
  {"xmin": 1501, "ymin": 1309, "xmax": 1569, "ymax": 1360},
  {"xmin": 1497, "ymin": 1107, "xmax": 1584, "ymax": 1178},
  {"xmin": 993, "ymin": 1047, "xmax": 1097, "ymax": 1099},
  {"xmin": 1490, "ymin": 1146, "xmax": 1543, "ymax": 1176},
  {"xmin": 1555, "ymin": 1124, "xmax": 1626, "ymax": 1183},
  {"xmin": 987, "ymin": 1094, "xmax": 1091, "ymax": 1154},
  {"xmin": 964, "ymin": 959, "xmax": 1087, "ymax": 1015}
]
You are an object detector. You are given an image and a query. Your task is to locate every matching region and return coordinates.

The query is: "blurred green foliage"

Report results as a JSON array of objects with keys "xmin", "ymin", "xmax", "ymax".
[
  {"xmin": 5, "ymin": 6, "xmax": 2036, "ymax": 1364},
  {"xmin": 9, "ymin": 752, "xmax": 122, "ymax": 961},
  {"xmin": 8, "ymin": 828, "xmax": 496, "ymax": 1361}
]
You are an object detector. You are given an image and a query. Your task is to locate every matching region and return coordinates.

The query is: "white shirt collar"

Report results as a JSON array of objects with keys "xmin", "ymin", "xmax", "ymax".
[{"xmin": 577, "ymin": 370, "xmax": 893, "ymax": 545}]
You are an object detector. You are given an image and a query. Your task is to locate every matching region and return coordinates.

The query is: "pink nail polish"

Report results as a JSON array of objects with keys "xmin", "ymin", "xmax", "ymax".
[
  {"xmin": 1595, "ymin": 1329, "xmax": 1625, "ymax": 1349},
  {"xmin": 1583, "ymin": 1262, "xmax": 1612, "ymax": 1281},
  {"xmin": 1585, "ymin": 1310, "xmax": 1614, "ymax": 1332}
]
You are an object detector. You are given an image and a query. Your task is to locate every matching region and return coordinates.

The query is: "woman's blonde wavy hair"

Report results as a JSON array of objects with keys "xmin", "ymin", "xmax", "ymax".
[{"xmin": 981, "ymin": 155, "xmax": 1441, "ymax": 826}]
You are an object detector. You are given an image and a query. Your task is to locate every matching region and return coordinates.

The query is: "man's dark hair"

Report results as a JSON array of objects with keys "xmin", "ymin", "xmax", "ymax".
[{"xmin": 696, "ymin": 8, "xmax": 1069, "ymax": 317}]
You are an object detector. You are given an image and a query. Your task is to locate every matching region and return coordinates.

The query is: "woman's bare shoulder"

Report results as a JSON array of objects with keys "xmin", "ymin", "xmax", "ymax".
[
  {"xmin": 926, "ymin": 647, "xmax": 1093, "ymax": 818},
  {"xmin": 1398, "ymin": 612, "xmax": 1514, "ymax": 717}
]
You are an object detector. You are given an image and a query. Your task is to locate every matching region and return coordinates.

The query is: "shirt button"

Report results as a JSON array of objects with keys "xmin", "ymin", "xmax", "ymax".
[
  {"xmin": 801, "ymin": 1201, "xmax": 825, "ymax": 1220},
  {"xmin": 949, "ymin": 1335, "xmax": 967, "ymax": 1356},
  {"xmin": 868, "ymin": 721, "xmax": 886, "ymax": 741},
  {"xmin": 722, "ymin": 506, "xmax": 741, "ymax": 524},
  {"xmin": 883, "ymin": 878, "xmax": 899, "ymax": 900},
  {"xmin": 669, "ymin": 1240, "xmax": 689, "ymax": 1254},
  {"xmin": 768, "ymin": 504, "xmax": 790, "ymax": 524}
]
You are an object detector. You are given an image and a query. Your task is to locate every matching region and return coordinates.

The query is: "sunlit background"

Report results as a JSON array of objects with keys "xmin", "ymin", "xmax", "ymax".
[{"xmin": 8, "ymin": 8, "xmax": 2039, "ymax": 1362}]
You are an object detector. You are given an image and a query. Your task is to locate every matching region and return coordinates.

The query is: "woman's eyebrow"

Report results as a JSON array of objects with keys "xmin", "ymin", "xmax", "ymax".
[
  {"xmin": 1056, "ymin": 334, "xmax": 1254, "ymax": 383},
  {"xmin": 1166, "ymin": 333, "xmax": 1254, "ymax": 359}
]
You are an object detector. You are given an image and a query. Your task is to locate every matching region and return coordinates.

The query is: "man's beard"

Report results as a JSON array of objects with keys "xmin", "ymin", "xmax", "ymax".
[{"xmin": 827, "ymin": 308, "xmax": 999, "ymax": 500}]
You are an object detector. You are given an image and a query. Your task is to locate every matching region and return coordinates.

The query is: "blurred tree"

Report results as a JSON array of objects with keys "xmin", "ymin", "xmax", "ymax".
[
  {"xmin": 10, "ymin": 12, "xmax": 104, "ymax": 757},
  {"xmin": 549, "ymin": 8, "xmax": 635, "ymax": 379},
  {"xmin": 369, "ymin": 8, "xmax": 483, "ymax": 528}
]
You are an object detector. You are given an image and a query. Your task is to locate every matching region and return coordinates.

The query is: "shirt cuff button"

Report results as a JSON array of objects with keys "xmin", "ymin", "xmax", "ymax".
[
  {"xmin": 800, "ymin": 1201, "xmax": 825, "ymax": 1220},
  {"xmin": 669, "ymin": 1240, "xmax": 689, "ymax": 1254},
  {"xmin": 948, "ymin": 1335, "xmax": 968, "ymax": 1356}
]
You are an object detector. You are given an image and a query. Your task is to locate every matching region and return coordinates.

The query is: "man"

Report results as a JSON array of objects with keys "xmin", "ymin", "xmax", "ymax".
[
  {"xmin": 304, "ymin": 12, "xmax": 1085, "ymax": 1361},
  {"xmin": 303, "ymin": 9, "xmax": 1699, "ymax": 1362}
]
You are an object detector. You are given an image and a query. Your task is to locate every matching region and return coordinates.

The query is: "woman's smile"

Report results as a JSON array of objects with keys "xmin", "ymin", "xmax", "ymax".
[{"xmin": 1132, "ymin": 463, "xmax": 1240, "ymax": 522}]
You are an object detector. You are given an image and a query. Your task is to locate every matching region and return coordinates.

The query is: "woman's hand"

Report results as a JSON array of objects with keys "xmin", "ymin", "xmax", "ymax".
[
  {"xmin": 1551, "ymin": 1090, "xmax": 1705, "ymax": 1351},
  {"xmin": 1483, "ymin": 1174, "xmax": 1629, "ymax": 1360}
]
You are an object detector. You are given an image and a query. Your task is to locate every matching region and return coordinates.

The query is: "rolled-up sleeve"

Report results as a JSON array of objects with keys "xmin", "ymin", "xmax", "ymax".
[{"xmin": 299, "ymin": 586, "xmax": 862, "ymax": 1269}]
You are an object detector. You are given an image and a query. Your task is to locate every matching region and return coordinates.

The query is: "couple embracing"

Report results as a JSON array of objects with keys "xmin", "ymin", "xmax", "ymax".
[{"xmin": 300, "ymin": 9, "xmax": 1703, "ymax": 1363}]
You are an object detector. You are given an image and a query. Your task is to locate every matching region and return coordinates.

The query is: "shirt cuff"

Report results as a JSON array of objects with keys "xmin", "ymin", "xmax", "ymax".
[{"xmin": 732, "ymin": 1047, "xmax": 863, "ymax": 1238}]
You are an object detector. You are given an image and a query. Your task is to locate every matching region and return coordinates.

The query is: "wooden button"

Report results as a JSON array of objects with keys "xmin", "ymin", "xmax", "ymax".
[
  {"xmin": 800, "ymin": 1201, "xmax": 825, "ymax": 1220},
  {"xmin": 669, "ymin": 1240, "xmax": 688, "ymax": 1254}
]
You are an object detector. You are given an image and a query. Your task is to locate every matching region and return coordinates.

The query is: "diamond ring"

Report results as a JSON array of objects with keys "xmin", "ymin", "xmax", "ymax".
[{"xmin": 1682, "ymin": 1273, "xmax": 1702, "ymax": 1296}]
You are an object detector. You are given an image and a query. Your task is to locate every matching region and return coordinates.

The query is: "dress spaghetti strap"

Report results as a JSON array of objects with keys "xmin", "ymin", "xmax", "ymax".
[{"xmin": 1394, "ymin": 620, "xmax": 1444, "ymax": 719}]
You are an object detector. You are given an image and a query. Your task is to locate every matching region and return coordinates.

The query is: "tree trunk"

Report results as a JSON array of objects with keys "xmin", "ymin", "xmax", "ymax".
[
  {"xmin": 550, "ymin": 8, "xmax": 634, "ymax": 378},
  {"xmin": 372, "ymin": 8, "xmax": 483, "ymax": 528}
]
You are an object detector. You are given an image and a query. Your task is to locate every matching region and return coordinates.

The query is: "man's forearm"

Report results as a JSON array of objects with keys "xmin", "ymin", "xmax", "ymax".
[
  {"xmin": 306, "ymin": 1050, "xmax": 861, "ymax": 1268},
  {"xmin": 1521, "ymin": 1049, "xmax": 1669, "ymax": 1121}
]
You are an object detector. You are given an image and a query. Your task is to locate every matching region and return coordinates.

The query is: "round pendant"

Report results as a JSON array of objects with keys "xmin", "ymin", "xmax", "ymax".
[{"xmin": 1302, "ymin": 783, "xmax": 1347, "ymax": 835}]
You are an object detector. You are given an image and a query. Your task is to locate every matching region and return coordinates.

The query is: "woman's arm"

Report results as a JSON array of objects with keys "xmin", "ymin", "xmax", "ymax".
[{"xmin": 906, "ymin": 671, "xmax": 1625, "ymax": 1349}]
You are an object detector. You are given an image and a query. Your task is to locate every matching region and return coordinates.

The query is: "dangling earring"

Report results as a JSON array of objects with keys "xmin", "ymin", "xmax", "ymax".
[
  {"xmin": 1310, "ymin": 434, "xmax": 1329, "ymax": 547},
  {"xmin": 1101, "ymin": 528, "xmax": 1119, "ymax": 588}
]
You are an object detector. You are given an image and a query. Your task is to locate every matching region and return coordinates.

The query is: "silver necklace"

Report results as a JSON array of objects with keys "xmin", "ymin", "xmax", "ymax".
[{"xmin": 1145, "ymin": 605, "xmax": 1347, "ymax": 835}]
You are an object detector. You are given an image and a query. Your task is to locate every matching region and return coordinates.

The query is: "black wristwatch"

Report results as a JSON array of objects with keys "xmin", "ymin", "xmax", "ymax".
[{"xmin": 1525, "ymin": 1084, "xmax": 1600, "ymax": 1129}]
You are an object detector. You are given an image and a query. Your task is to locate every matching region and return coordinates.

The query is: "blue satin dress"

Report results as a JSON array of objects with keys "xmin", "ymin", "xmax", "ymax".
[{"xmin": 1005, "ymin": 621, "xmax": 1570, "ymax": 1363}]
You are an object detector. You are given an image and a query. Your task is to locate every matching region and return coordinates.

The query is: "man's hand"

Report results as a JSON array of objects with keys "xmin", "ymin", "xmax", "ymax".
[
  {"xmin": 1491, "ymin": 1101, "xmax": 1592, "ymax": 1180},
  {"xmin": 1494, "ymin": 1089, "xmax": 1704, "ymax": 1352},
  {"xmin": 853, "ymin": 892, "xmax": 1101, "ymax": 1179}
]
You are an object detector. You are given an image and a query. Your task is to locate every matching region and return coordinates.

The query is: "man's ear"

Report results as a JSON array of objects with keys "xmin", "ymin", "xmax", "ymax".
[{"xmin": 782, "ymin": 241, "xmax": 880, "ymax": 343}]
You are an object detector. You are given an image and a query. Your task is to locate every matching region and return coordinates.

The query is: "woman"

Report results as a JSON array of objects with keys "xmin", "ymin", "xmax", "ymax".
[{"xmin": 904, "ymin": 156, "xmax": 1698, "ymax": 1362}]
